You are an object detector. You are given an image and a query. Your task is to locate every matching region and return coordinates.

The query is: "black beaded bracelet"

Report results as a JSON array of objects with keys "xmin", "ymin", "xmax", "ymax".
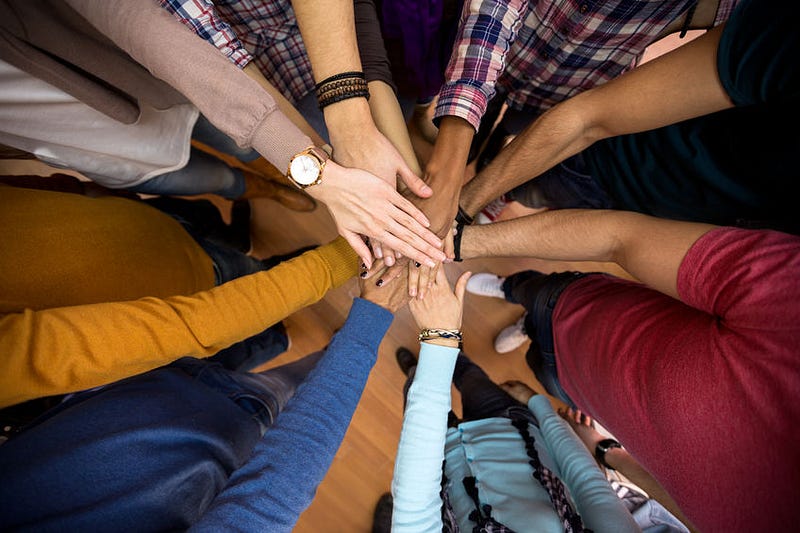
[
  {"xmin": 314, "ymin": 71, "xmax": 366, "ymax": 90},
  {"xmin": 317, "ymin": 88, "xmax": 371, "ymax": 110}
]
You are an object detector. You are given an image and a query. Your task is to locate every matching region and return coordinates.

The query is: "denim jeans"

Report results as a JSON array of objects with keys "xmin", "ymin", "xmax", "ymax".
[
  {"xmin": 130, "ymin": 114, "xmax": 259, "ymax": 199},
  {"xmin": 145, "ymin": 196, "xmax": 286, "ymax": 371},
  {"xmin": 503, "ymin": 270, "xmax": 588, "ymax": 408},
  {"xmin": 0, "ymin": 354, "xmax": 322, "ymax": 531},
  {"xmin": 507, "ymin": 153, "xmax": 615, "ymax": 210}
]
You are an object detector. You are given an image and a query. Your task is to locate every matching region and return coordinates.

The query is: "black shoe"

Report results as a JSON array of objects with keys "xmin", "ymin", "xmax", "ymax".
[
  {"xmin": 371, "ymin": 492, "xmax": 393, "ymax": 533},
  {"xmin": 395, "ymin": 347, "xmax": 418, "ymax": 377},
  {"xmin": 260, "ymin": 244, "xmax": 319, "ymax": 270}
]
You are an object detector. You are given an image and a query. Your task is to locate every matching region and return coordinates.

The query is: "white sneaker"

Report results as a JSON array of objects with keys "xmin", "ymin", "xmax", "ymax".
[
  {"xmin": 466, "ymin": 273, "xmax": 506, "ymax": 299},
  {"xmin": 494, "ymin": 313, "xmax": 529, "ymax": 353},
  {"xmin": 475, "ymin": 195, "xmax": 509, "ymax": 224}
]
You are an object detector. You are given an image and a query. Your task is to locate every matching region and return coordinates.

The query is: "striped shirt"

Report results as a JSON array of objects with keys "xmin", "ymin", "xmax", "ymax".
[{"xmin": 436, "ymin": 0, "xmax": 739, "ymax": 129}]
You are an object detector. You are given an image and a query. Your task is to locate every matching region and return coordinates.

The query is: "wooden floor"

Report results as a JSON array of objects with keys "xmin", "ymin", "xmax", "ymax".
[{"xmin": 0, "ymin": 32, "xmax": 695, "ymax": 532}]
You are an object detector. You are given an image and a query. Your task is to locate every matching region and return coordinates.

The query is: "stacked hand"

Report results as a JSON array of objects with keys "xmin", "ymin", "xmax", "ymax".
[{"xmin": 408, "ymin": 267, "xmax": 471, "ymax": 334}]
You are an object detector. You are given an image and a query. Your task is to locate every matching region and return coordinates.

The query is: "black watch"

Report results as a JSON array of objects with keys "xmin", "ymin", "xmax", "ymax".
[{"xmin": 595, "ymin": 438, "xmax": 622, "ymax": 469}]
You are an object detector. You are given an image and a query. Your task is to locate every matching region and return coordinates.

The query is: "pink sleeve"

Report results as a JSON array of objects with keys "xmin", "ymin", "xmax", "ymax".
[{"xmin": 66, "ymin": 0, "xmax": 311, "ymax": 171}]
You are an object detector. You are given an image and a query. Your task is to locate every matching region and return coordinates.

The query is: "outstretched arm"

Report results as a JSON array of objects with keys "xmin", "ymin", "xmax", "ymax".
[
  {"xmin": 190, "ymin": 298, "xmax": 394, "ymax": 533},
  {"xmin": 0, "ymin": 238, "xmax": 358, "ymax": 408},
  {"xmin": 459, "ymin": 209, "xmax": 715, "ymax": 298},
  {"xmin": 459, "ymin": 23, "xmax": 732, "ymax": 217}
]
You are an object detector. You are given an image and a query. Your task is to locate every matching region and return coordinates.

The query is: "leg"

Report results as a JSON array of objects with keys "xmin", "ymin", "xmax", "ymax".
[
  {"xmin": 191, "ymin": 114, "xmax": 261, "ymax": 162},
  {"xmin": 130, "ymin": 146, "xmax": 246, "ymax": 199},
  {"xmin": 452, "ymin": 353, "xmax": 522, "ymax": 421},
  {"xmin": 208, "ymin": 321, "xmax": 289, "ymax": 372},
  {"xmin": 503, "ymin": 270, "xmax": 586, "ymax": 407}
]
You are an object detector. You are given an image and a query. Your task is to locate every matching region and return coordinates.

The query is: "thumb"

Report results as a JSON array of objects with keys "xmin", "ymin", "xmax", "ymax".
[
  {"xmin": 397, "ymin": 164, "xmax": 432, "ymax": 198},
  {"xmin": 454, "ymin": 271, "xmax": 472, "ymax": 305}
]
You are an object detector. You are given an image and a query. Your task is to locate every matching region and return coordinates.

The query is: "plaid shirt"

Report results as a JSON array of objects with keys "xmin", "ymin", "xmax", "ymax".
[
  {"xmin": 436, "ymin": 0, "xmax": 739, "ymax": 130},
  {"xmin": 160, "ymin": 0, "xmax": 314, "ymax": 104}
]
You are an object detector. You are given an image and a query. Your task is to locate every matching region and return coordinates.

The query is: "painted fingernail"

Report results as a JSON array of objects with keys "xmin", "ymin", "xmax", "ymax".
[
  {"xmin": 361, "ymin": 262, "xmax": 366, "ymax": 269},
  {"xmin": 376, "ymin": 279, "xmax": 384, "ymax": 287},
  {"xmin": 414, "ymin": 261, "xmax": 421, "ymax": 268},
  {"xmin": 360, "ymin": 271, "xmax": 368, "ymax": 278}
]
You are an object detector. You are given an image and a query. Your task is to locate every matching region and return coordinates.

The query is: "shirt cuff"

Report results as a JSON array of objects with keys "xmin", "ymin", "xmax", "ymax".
[
  {"xmin": 434, "ymin": 83, "xmax": 488, "ymax": 131},
  {"xmin": 315, "ymin": 237, "xmax": 360, "ymax": 288},
  {"xmin": 414, "ymin": 342, "xmax": 459, "ymax": 389}
]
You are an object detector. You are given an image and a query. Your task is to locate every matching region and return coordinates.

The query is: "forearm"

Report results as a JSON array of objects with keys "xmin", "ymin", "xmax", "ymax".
[
  {"xmin": 460, "ymin": 209, "xmax": 714, "ymax": 297},
  {"xmin": 243, "ymin": 63, "xmax": 326, "ymax": 146},
  {"xmin": 460, "ymin": 24, "xmax": 732, "ymax": 217},
  {"xmin": 67, "ymin": 0, "xmax": 312, "ymax": 172},
  {"xmin": 604, "ymin": 449, "xmax": 697, "ymax": 532},
  {"xmin": 369, "ymin": 80, "xmax": 422, "ymax": 176},
  {"xmin": 192, "ymin": 298, "xmax": 392, "ymax": 532},
  {"xmin": 0, "ymin": 238, "xmax": 358, "ymax": 408},
  {"xmin": 391, "ymin": 342, "xmax": 459, "ymax": 532},
  {"xmin": 410, "ymin": 116, "xmax": 474, "ymax": 237}
]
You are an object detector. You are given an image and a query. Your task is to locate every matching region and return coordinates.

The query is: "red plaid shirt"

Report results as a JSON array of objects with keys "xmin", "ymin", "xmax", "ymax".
[
  {"xmin": 160, "ymin": 0, "xmax": 314, "ymax": 105},
  {"xmin": 436, "ymin": 0, "xmax": 739, "ymax": 129}
]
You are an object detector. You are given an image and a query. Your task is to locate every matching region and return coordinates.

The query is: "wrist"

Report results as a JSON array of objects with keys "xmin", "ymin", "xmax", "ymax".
[
  {"xmin": 323, "ymin": 97, "xmax": 373, "ymax": 131},
  {"xmin": 595, "ymin": 438, "xmax": 623, "ymax": 469},
  {"xmin": 421, "ymin": 338, "xmax": 460, "ymax": 349}
]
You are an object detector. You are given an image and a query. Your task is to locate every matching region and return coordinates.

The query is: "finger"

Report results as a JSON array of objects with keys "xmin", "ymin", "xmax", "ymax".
[
  {"xmin": 376, "ymin": 261, "xmax": 407, "ymax": 287},
  {"xmin": 362, "ymin": 258, "xmax": 386, "ymax": 280},
  {"xmin": 454, "ymin": 271, "xmax": 472, "ymax": 305},
  {"xmin": 344, "ymin": 231, "xmax": 373, "ymax": 270},
  {"xmin": 407, "ymin": 258, "xmax": 421, "ymax": 298},
  {"xmin": 387, "ymin": 207, "xmax": 443, "ymax": 249},
  {"xmin": 389, "ymin": 191, "xmax": 432, "ymax": 228},
  {"xmin": 396, "ymin": 165, "xmax": 433, "ymax": 198},
  {"xmin": 372, "ymin": 240, "xmax": 384, "ymax": 260},
  {"xmin": 385, "ymin": 219, "xmax": 445, "ymax": 262},
  {"xmin": 417, "ymin": 264, "xmax": 438, "ymax": 300},
  {"xmin": 377, "ymin": 231, "xmax": 443, "ymax": 269}
]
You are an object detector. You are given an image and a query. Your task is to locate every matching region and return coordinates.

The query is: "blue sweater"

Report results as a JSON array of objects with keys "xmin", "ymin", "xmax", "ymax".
[{"xmin": 192, "ymin": 298, "xmax": 392, "ymax": 531}]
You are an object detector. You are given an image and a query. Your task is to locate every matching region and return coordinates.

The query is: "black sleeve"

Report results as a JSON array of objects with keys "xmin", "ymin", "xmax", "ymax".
[
  {"xmin": 717, "ymin": 0, "xmax": 800, "ymax": 106},
  {"xmin": 354, "ymin": 0, "xmax": 398, "ymax": 93}
]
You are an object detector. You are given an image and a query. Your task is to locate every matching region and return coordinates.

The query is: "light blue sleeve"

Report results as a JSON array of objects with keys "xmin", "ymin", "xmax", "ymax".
[
  {"xmin": 390, "ymin": 342, "xmax": 459, "ymax": 533},
  {"xmin": 528, "ymin": 396, "xmax": 641, "ymax": 533}
]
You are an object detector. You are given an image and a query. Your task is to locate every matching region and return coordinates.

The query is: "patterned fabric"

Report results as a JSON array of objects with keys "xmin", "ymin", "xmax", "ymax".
[
  {"xmin": 435, "ymin": 0, "xmax": 740, "ymax": 129},
  {"xmin": 160, "ymin": 0, "xmax": 314, "ymax": 104}
]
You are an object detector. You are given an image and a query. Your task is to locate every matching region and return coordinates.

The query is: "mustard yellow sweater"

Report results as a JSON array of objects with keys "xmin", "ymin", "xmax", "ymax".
[{"xmin": 0, "ymin": 186, "xmax": 358, "ymax": 408}]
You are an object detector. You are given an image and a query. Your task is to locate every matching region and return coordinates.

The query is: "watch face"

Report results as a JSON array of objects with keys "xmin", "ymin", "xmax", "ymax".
[{"xmin": 289, "ymin": 154, "xmax": 321, "ymax": 185}]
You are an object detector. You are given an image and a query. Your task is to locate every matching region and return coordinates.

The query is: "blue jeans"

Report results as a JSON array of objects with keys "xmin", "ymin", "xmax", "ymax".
[
  {"xmin": 0, "ymin": 353, "xmax": 322, "ymax": 532},
  {"xmin": 144, "ymin": 196, "xmax": 285, "ymax": 371},
  {"xmin": 507, "ymin": 153, "xmax": 615, "ymax": 210},
  {"xmin": 503, "ymin": 270, "xmax": 589, "ymax": 408},
  {"xmin": 130, "ymin": 115, "xmax": 260, "ymax": 199}
]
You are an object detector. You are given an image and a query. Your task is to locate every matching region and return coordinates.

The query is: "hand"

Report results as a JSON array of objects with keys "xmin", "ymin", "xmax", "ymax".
[
  {"xmin": 499, "ymin": 380, "xmax": 537, "ymax": 404},
  {"xmin": 359, "ymin": 263, "xmax": 410, "ymax": 313},
  {"xmin": 326, "ymin": 105, "xmax": 434, "ymax": 266},
  {"xmin": 307, "ymin": 161, "xmax": 446, "ymax": 269},
  {"xmin": 408, "ymin": 267, "xmax": 471, "ymax": 331},
  {"xmin": 557, "ymin": 407, "xmax": 606, "ymax": 454}
]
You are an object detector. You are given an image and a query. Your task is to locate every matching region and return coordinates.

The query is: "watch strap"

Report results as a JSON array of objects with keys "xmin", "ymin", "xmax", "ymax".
[{"xmin": 595, "ymin": 438, "xmax": 622, "ymax": 469}]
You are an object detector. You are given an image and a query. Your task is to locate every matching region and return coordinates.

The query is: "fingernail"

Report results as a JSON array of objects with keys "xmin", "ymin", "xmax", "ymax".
[
  {"xmin": 426, "ymin": 260, "xmax": 436, "ymax": 268},
  {"xmin": 376, "ymin": 279, "xmax": 384, "ymax": 287},
  {"xmin": 414, "ymin": 261, "xmax": 421, "ymax": 268},
  {"xmin": 360, "ymin": 271, "xmax": 368, "ymax": 278},
  {"xmin": 421, "ymin": 185, "xmax": 432, "ymax": 194},
  {"xmin": 409, "ymin": 288, "xmax": 416, "ymax": 297},
  {"xmin": 360, "ymin": 262, "xmax": 366, "ymax": 269}
]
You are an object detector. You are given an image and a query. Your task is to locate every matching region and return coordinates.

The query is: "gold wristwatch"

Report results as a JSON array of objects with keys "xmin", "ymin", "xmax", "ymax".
[{"xmin": 286, "ymin": 146, "xmax": 329, "ymax": 189}]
